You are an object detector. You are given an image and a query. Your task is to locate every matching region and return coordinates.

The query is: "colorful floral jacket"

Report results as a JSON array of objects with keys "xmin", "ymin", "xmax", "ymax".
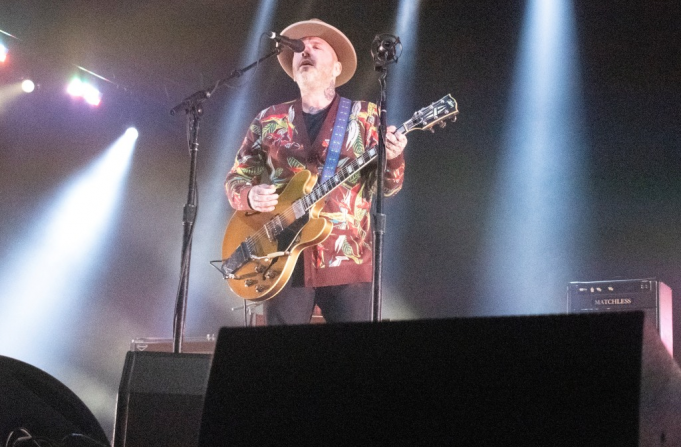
[{"xmin": 225, "ymin": 94, "xmax": 405, "ymax": 287}]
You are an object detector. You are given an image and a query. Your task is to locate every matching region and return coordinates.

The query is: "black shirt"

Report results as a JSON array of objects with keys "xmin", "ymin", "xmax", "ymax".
[{"xmin": 302, "ymin": 103, "xmax": 331, "ymax": 143}]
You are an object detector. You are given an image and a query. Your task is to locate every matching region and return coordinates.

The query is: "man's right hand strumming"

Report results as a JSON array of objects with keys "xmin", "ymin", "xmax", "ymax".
[{"xmin": 248, "ymin": 184, "xmax": 279, "ymax": 212}]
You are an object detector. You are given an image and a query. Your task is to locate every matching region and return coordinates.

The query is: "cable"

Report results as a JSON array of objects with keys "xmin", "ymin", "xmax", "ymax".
[
  {"xmin": 4, "ymin": 429, "xmax": 108, "ymax": 447},
  {"xmin": 5, "ymin": 428, "xmax": 40, "ymax": 447}
]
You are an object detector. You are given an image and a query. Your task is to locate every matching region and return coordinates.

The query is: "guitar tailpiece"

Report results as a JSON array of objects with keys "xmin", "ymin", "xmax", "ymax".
[{"xmin": 250, "ymin": 250, "xmax": 290, "ymax": 261}]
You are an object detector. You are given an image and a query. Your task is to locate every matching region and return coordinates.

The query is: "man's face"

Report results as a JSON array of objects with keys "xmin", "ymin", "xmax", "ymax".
[{"xmin": 292, "ymin": 36, "xmax": 342, "ymax": 88}]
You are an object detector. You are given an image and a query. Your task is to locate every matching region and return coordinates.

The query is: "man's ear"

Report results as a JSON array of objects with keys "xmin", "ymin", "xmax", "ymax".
[{"xmin": 333, "ymin": 61, "xmax": 342, "ymax": 78}]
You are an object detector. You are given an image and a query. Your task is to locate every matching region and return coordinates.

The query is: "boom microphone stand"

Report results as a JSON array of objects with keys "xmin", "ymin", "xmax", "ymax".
[
  {"xmin": 169, "ymin": 47, "xmax": 281, "ymax": 353},
  {"xmin": 370, "ymin": 34, "xmax": 401, "ymax": 323}
]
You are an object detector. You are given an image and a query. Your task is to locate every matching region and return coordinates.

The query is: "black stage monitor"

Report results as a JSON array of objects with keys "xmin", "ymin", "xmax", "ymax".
[{"xmin": 199, "ymin": 313, "xmax": 647, "ymax": 446}]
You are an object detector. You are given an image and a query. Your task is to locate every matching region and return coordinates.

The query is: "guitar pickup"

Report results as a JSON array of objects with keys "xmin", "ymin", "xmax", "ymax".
[{"xmin": 264, "ymin": 215, "xmax": 285, "ymax": 242}]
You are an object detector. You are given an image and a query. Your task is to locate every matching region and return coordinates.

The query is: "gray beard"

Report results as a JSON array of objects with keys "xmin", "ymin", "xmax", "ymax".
[{"xmin": 295, "ymin": 66, "xmax": 333, "ymax": 92}]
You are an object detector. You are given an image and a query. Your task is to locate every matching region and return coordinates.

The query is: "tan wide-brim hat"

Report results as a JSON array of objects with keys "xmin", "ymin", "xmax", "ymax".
[{"xmin": 277, "ymin": 19, "xmax": 357, "ymax": 87}]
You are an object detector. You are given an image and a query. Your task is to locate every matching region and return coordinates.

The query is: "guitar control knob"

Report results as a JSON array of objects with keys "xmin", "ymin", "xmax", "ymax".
[
  {"xmin": 244, "ymin": 279, "xmax": 256, "ymax": 287},
  {"xmin": 264, "ymin": 271, "xmax": 278, "ymax": 279},
  {"xmin": 255, "ymin": 285, "xmax": 266, "ymax": 293},
  {"xmin": 254, "ymin": 265, "xmax": 265, "ymax": 273}
]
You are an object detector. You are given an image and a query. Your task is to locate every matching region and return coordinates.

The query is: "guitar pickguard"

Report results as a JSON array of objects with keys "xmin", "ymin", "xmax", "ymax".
[{"xmin": 276, "ymin": 213, "xmax": 309, "ymax": 252}]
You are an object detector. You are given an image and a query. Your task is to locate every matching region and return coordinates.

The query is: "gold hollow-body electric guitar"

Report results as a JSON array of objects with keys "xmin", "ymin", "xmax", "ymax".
[{"xmin": 217, "ymin": 94, "xmax": 459, "ymax": 301}]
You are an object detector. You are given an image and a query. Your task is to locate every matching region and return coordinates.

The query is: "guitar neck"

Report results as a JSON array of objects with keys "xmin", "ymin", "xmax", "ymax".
[
  {"xmin": 295, "ymin": 94, "xmax": 458, "ymax": 213},
  {"xmin": 296, "ymin": 147, "xmax": 378, "ymax": 212},
  {"xmin": 296, "ymin": 119, "xmax": 417, "ymax": 212},
  {"xmin": 388, "ymin": 115, "xmax": 413, "ymax": 136}
]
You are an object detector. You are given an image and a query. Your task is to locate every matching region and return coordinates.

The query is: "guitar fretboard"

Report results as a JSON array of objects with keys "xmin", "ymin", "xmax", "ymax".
[{"xmin": 294, "ymin": 147, "xmax": 378, "ymax": 214}]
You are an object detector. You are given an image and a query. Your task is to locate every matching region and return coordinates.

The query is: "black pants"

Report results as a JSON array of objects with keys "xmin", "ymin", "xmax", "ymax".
[{"xmin": 263, "ymin": 281, "xmax": 372, "ymax": 325}]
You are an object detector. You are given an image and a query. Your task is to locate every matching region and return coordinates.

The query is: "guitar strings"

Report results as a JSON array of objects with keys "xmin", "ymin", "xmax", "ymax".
[
  {"xmin": 246, "ymin": 207, "xmax": 298, "ymax": 257},
  {"xmin": 240, "ymin": 144, "xmax": 380, "ymax": 260}
]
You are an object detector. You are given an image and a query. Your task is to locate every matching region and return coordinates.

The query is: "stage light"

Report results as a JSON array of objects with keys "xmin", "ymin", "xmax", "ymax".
[
  {"xmin": 0, "ymin": 44, "xmax": 7, "ymax": 63},
  {"xmin": 0, "ymin": 130, "xmax": 137, "ymax": 369},
  {"xmin": 21, "ymin": 79, "xmax": 35, "ymax": 93},
  {"xmin": 477, "ymin": 0, "xmax": 586, "ymax": 315},
  {"xmin": 67, "ymin": 78, "xmax": 83, "ymax": 96},
  {"xmin": 67, "ymin": 77, "xmax": 101, "ymax": 106},
  {"xmin": 125, "ymin": 127, "xmax": 139, "ymax": 139},
  {"xmin": 83, "ymin": 84, "xmax": 102, "ymax": 106}
]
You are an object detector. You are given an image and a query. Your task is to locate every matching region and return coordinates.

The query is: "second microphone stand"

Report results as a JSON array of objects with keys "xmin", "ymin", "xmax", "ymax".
[{"xmin": 370, "ymin": 34, "xmax": 400, "ymax": 323}]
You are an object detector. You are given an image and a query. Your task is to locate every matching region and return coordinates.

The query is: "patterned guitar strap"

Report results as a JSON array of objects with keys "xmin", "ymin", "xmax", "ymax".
[{"xmin": 319, "ymin": 97, "xmax": 352, "ymax": 183}]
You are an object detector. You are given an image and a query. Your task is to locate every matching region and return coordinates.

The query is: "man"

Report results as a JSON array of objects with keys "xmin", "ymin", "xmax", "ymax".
[{"xmin": 225, "ymin": 19, "xmax": 407, "ymax": 325}]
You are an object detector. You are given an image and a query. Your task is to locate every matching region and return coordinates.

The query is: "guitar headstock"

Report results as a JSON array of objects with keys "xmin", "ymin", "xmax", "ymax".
[{"xmin": 402, "ymin": 94, "xmax": 459, "ymax": 134}]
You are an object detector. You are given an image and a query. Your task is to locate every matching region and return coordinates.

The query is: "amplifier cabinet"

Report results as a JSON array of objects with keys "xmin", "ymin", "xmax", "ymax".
[
  {"xmin": 130, "ymin": 335, "xmax": 216, "ymax": 354},
  {"xmin": 113, "ymin": 351, "xmax": 212, "ymax": 447},
  {"xmin": 567, "ymin": 278, "xmax": 673, "ymax": 357}
]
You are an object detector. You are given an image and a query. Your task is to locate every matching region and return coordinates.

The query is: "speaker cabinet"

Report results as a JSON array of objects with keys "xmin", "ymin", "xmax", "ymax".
[
  {"xmin": 113, "ymin": 351, "xmax": 212, "ymax": 447},
  {"xmin": 567, "ymin": 278, "xmax": 673, "ymax": 357},
  {"xmin": 199, "ymin": 313, "xmax": 653, "ymax": 446},
  {"xmin": 0, "ymin": 355, "xmax": 108, "ymax": 445}
]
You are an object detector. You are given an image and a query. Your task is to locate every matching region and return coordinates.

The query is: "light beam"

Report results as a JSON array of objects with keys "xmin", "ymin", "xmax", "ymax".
[
  {"xmin": 476, "ymin": 0, "xmax": 587, "ymax": 315},
  {"xmin": 0, "ymin": 130, "xmax": 138, "ymax": 369}
]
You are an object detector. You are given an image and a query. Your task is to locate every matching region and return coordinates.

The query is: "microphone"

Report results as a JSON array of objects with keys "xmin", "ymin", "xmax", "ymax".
[
  {"xmin": 267, "ymin": 31, "xmax": 305, "ymax": 53},
  {"xmin": 371, "ymin": 34, "xmax": 401, "ymax": 69}
]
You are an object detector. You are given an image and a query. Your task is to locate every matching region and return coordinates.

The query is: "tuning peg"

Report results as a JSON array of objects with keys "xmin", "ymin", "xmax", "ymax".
[
  {"xmin": 439, "ymin": 121, "xmax": 447, "ymax": 128},
  {"xmin": 429, "ymin": 127, "xmax": 435, "ymax": 133}
]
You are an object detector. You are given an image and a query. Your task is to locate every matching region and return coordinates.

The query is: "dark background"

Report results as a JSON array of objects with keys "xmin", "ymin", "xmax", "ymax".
[{"xmin": 0, "ymin": 0, "xmax": 679, "ymax": 438}]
